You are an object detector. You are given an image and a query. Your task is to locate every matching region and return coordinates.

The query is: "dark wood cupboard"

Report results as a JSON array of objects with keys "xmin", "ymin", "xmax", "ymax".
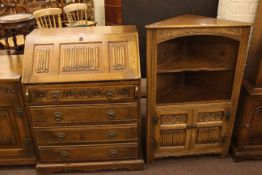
[
  {"xmin": 232, "ymin": 0, "xmax": 262, "ymax": 160},
  {"xmin": 146, "ymin": 15, "xmax": 251, "ymax": 163},
  {"xmin": 0, "ymin": 55, "xmax": 36, "ymax": 165}
]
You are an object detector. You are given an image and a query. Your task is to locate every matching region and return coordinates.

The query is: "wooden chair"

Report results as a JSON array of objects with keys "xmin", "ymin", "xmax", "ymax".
[
  {"xmin": 33, "ymin": 8, "xmax": 62, "ymax": 28},
  {"xmin": 63, "ymin": 3, "xmax": 96, "ymax": 27}
]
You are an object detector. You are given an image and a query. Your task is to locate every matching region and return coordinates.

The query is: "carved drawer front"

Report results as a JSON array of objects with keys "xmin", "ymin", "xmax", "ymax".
[
  {"xmin": 25, "ymin": 83, "xmax": 138, "ymax": 104},
  {"xmin": 191, "ymin": 104, "xmax": 231, "ymax": 149},
  {"xmin": 34, "ymin": 124, "xmax": 138, "ymax": 146},
  {"xmin": 30, "ymin": 103, "xmax": 138, "ymax": 125},
  {"xmin": 38, "ymin": 143, "xmax": 139, "ymax": 163},
  {"xmin": 0, "ymin": 84, "xmax": 19, "ymax": 106},
  {"xmin": 154, "ymin": 106, "xmax": 193, "ymax": 156}
]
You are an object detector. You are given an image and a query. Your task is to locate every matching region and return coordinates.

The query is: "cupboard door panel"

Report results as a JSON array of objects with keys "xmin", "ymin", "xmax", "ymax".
[
  {"xmin": 244, "ymin": 100, "xmax": 262, "ymax": 147},
  {"xmin": 0, "ymin": 109, "xmax": 19, "ymax": 147},
  {"xmin": 154, "ymin": 108, "xmax": 193, "ymax": 155},
  {"xmin": 191, "ymin": 105, "xmax": 231, "ymax": 150},
  {"xmin": 0, "ymin": 107, "xmax": 32, "ymax": 159}
]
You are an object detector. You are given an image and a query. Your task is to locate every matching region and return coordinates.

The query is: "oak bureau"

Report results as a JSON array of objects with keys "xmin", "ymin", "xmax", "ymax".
[{"xmin": 22, "ymin": 26, "xmax": 144, "ymax": 174}]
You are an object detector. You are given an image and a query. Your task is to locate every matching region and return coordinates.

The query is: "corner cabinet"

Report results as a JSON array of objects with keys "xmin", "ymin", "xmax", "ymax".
[
  {"xmin": 146, "ymin": 15, "xmax": 251, "ymax": 163},
  {"xmin": 0, "ymin": 55, "xmax": 36, "ymax": 165}
]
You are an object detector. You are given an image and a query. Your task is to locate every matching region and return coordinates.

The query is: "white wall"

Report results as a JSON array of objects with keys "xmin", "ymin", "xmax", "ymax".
[
  {"xmin": 94, "ymin": 0, "xmax": 105, "ymax": 26},
  {"xmin": 217, "ymin": 0, "xmax": 259, "ymax": 23}
]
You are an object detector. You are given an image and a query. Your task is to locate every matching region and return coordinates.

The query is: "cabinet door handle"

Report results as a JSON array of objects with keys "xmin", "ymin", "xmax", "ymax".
[
  {"xmin": 54, "ymin": 112, "xmax": 63, "ymax": 121},
  {"xmin": 57, "ymin": 133, "xmax": 65, "ymax": 142},
  {"xmin": 110, "ymin": 149, "xmax": 118, "ymax": 158},
  {"xmin": 108, "ymin": 131, "xmax": 117, "ymax": 140},
  {"xmin": 60, "ymin": 151, "xmax": 69, "ymax": 160},
  {"xmin": 107, "ymin": 110, "xmax": 116, "ymax": 120}
]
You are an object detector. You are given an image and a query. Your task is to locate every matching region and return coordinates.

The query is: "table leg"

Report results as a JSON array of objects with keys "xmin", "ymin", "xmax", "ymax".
[
  {"xmin": 3, "ymin": 29, "xmax": 11, "ymax": 55},
  {"xmin": 11, "ymin": 29, "xmax": 18, "ymax": 54}
]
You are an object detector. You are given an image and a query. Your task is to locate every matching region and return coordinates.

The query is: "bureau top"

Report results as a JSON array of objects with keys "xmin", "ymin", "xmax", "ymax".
[
  {"xmin": 27, "ymin": 25, "xmax": 138, "ymax": 38},
  {"xmin": 146, "ymin": 15, "xmax": 251, "ymax": 29},
  {"xmin": 0, "ymin": 54, "xmax": 23, "ymax": 82},
  {"xmin": 22, "ymin": 25, "xmax": 141, "ymax": 84}
]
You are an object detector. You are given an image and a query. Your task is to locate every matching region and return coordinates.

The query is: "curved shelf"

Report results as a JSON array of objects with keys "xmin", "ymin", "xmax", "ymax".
[{"xmin": 157, "ymin": 55, "xmax": 233, "ymax": 73}]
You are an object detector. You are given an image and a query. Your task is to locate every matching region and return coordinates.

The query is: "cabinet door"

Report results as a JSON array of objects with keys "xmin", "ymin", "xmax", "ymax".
[
  {"xmin": 191, "ymin": 105, "xmax": 231, "ymax": 150},
  {"xmin": 0, "ymin": 106, "xmax": 34, "ymax": 163},
  {"xmin": 154, "ymin": 108, "xmax": 193, "ymax": 156},
  {"xmin": 242, "ymin": 99, "xmax": 262, "ymax": 148}
]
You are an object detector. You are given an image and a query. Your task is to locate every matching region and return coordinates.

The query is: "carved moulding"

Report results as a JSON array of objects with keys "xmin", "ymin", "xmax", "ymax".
[{"xmin": 157, "ymin": 28, "xmax": 241, "ymax": 43}]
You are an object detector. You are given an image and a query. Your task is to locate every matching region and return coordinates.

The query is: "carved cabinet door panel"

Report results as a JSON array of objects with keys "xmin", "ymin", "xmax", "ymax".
[
  {"xmin": 242, "ymin": 98, "xmax": 262, "ymax": 148},
  {"xmin": 191, "ymin": 104, "xmax": 231, "ymax": 150},
  {"xmin": 154, "ymin": 107, "xmax": 193, "ymax": 156},
  {"xmin": 0, "ymin": 106, "xmax": 32, "ymax": 160}
]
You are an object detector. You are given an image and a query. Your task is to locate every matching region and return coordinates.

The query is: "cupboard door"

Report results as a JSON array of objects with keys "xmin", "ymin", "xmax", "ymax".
[
  {"xmin": 191, "ymin": 105, "xmax": 231, "ymax": 150},
  {"xmin": 0, "ymin": 106, "xmax": 33, "ymax": 161},
  {"xmin": 242, "ymin": 99, "xmax": 262, "ymax": 148},
  {"xmin": 154, "ymin": 108, "xmax": 193, "ymax": 155}
]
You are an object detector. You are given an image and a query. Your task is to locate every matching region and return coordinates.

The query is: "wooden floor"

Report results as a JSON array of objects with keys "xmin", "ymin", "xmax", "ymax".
[{"xmin": 0, "ymin": 156, "xmax": 261, "ymax": 175}]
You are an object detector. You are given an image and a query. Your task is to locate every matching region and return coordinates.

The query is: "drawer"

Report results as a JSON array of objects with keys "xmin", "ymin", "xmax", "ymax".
[
  {"xmin": 34, "ymin": 124, "xmax": 138, "ymax": 146},
  {"xmin": 0, "ymin": 84, "xmax": 19, "ymax": 106},
  {"xmin": 38, "ymin": 143, "xmax": 139, "ymax": 163},
  {"xmin": 24, "ymin": 83, "xmax": 139, "ymax": 104},
  {"xmin": 30, "ymin": 103, "xmax": 138, "ymax": 125}
]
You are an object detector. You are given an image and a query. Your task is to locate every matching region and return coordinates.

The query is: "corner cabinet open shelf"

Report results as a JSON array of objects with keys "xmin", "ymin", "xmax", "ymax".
[{"xmin": 146, "ymin": 15, "xmax": 251, "ymax": 163}]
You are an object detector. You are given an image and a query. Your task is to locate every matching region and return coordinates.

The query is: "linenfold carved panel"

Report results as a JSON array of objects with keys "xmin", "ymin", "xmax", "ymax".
[
  {"xmin": 33, "ymin": 45, "xmax": 52, "ymax": 74},
  {"xmin": 160, "ymin": 130, "xmax": 186, "ymax": 147},
  {"xmin": 196, "ymin": 127, "xmax": 221, "ymax": 144},
  {"xmin": 60, "ymin": 43, "xmax": 102, "ymax": 73},
  {"xmin": 109, "ymin": 42, "xmax": 128, "ymax": 72}
]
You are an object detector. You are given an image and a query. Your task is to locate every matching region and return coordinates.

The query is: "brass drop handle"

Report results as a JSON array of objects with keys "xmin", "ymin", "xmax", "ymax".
[
  {"xmin": 105, "ymin": 90, "xmax": 113, "ymax": 100},
  {"xmin": 54, "ymin": 112, "xmax": 63, "ymax": 121},
  {"xmin": 60, "ymin": 151, "xmax": 69, "ymax": 160},
  {"xmin": 107, "ymin": 110, "xmax": 115, "ymax": 120},
  {"xmin": 57, "ymin": 133, "xmax": 65, "ymax": 142},
  {"xmin": 110, "ymin": 149, "xmax": 118, "ymax": 158},
  {"xmin": 108, "ymin": 131, "xmax": 116, "ymax": 140}
]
